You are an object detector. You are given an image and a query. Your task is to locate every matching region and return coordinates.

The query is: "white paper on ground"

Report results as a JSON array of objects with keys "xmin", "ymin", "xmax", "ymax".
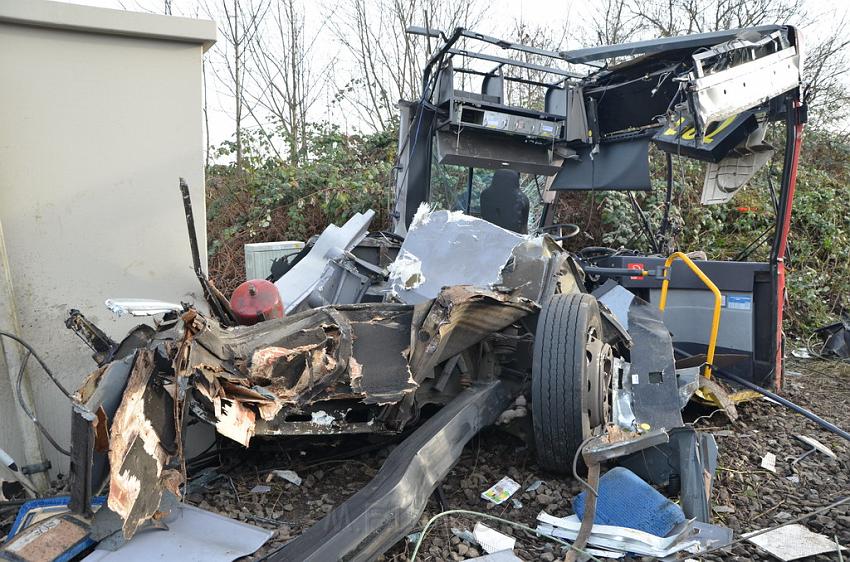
[
  {"xmin": 745, "ymin": 524, "xmax": 845, "ymax": 561},
  {"xmin": 271, "ymin": 469, "xmax": 302, "ymax": 486},
  {"xmin": 536, "ymin": 512, "xmax": 699, "ymax": 558},
  {"xmin": 760, "ymin": 452, "xmax": 777, "ymax": 472},
  {"xmin": 473, "ymin": 522, "xmax": 516, "ymax": 554},
  {"xmin": 83, "ymin": 504, "xmax": 273, "ymax": 562}
]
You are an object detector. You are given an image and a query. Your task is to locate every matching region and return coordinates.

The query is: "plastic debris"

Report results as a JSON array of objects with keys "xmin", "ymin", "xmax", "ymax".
[
  {"xmin": 270, "ymin": 470, "xmax": 302, "ymax": 486},
  {"xmin": 481, "ymin": 476, "xmax": 521, "ymax": 505},
  {"xmin": 451, "ymin": 527, "xmax": 478, "ymax": 545},
  {"xmin": 525, "ymin": 480, "xmax": 544, "ymax": 493},
  {"xmin": 472, "ymin": 522, "xmax": 516, "ymax": 554},
  {"xmin": 537, "ymin": 512, "xmax": 699, "ymax": 558},
  {"xmin": 790, "ymin": 347, "xmax": 813, "ymax": 359},
  {"xmin": 760, "ymin": 452, "xmax": 777, "ymax": 473},
  {"xmin": 249, "ymin": 485, "xmax": 271, "ymax": 494},
  {"xmin": 745, "ymin": 524, "xmax": 846, "ymax": 561},
  {"xmin": 406, "ymin": 531, "xmax": 422, "ymax": 543},
  {"xmin": 794, "ymin": 435, "xmax": 837, "ymax": 460},
  {"xmin": 511, "ymin": 498, "xmax": 523, "ymax": 509},
  {"xmin": 465, "ymin": 552, "xmax": 523, "ymax": 562},
  {"xmin": 572, "ymin": 467, "xmax": 686, "ymax": 537}
]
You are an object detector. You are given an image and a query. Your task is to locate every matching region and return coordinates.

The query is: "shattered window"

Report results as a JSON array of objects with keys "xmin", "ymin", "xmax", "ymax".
[{"xmin": 429, "ymin": 152, "xmax": 544, "ymax": 232}]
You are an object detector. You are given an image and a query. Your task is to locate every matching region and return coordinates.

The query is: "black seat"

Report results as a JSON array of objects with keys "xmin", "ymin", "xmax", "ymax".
[{"xmin": 479, "ymin": 170, "xmax": 529, "ymax": 234}]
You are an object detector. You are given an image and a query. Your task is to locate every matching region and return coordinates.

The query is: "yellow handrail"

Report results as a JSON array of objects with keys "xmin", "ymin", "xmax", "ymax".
[{"xmin": 658, "ymin": 252, "xmax": 722, "ymax": 380}]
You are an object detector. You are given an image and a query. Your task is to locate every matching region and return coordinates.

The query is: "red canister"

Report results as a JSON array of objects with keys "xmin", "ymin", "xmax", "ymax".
[{"xmin": 230, "ymin": 279, "xmax": 284, "ymax": 325}]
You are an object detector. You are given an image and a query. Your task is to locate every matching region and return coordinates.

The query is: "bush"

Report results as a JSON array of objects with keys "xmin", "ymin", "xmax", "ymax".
[
  {"xmin": 206, "ymin": 123, "xmax": 396, "ymax": 294},
  {"xmin": 206, "ymin": 122, "xmax": 850, "ymax": 336},
  {"xmin": 554, "ymin": 130, "xmax": 850, "ymax": 337}
]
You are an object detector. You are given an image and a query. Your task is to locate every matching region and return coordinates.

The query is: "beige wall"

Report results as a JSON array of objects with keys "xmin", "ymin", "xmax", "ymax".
[{"xmin": 0, "ymin": 2, "xmax": 214, "ymax": 480}]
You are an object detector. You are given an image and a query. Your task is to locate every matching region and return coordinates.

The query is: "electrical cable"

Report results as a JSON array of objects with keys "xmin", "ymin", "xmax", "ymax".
[
  {"xmin": 1, "ymin": 331, "xmax": 72, "ymax": 456},
  {"xmin": 409, "ymin": 508, "xmax": 602, "ymax": 562},
  {"xmin": 657, "ymin": 152, "xmax": 674, "ymax": 248},
  {"xmin": 15, "ymin": 351, "xmax": 70, "ymax": 456},
  {"xmin": 1, "ymin": 331, "xmax": 72, "ymax": 399},
  {"xmin": 627, "ymin": 192, "xmax": 660, "ymax": 254},
  {"xmin": 572, "ymin": 435, "xmax": 598, "ymax": 497},
  {"xmin": 733, "ymin": 224, "xmax": 775, "ymax": 262}
]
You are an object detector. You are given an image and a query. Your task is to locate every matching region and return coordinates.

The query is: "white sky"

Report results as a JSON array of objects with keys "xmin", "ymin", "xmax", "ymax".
[{"xmin": 53, "ymin": 0, "xmax": 850, "ymax": 148}]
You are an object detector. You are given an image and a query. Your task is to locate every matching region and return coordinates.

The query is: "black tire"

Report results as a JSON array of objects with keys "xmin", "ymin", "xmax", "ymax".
[{"xmin": 532, "ymin": 293, "xmax": 608, "ymax": 473}]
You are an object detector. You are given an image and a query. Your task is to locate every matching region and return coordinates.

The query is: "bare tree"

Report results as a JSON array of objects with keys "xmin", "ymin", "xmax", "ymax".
[
  {"xmin": 798, "ymin": 14, "xmax": 850, "ymax": 130},
  {"xmin": 329, "ymin": 0, "xmax": 486, "ymax": 132},
  {"xmin": 206, "ymin": 0, "xmax": 270, "ymax": 170},
  {"xmin": 245, "ymin": 0, "xmax": 333, "ymax": 164},
  {"xmin": 624, "ymin": 0, "xmax": 803, "ymax": 37},
  {"xmin": 591, "ymin": 0, "xmax": 639, "ymax": 45},
  {"xmin": 498, "ymin": 20, "xmax": 570, "ymax": 111}
]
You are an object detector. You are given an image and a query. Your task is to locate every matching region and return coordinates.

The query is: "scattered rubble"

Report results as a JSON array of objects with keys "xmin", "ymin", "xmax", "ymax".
[{"xmin": 3, "ymin": 22, "xmax": 848, "ymax": 562}]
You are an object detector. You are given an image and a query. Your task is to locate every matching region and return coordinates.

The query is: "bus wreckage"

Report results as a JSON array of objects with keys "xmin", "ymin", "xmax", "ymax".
[{"xmin": 7, "ymin": 22, "xmax": 841, "ymax": 562}]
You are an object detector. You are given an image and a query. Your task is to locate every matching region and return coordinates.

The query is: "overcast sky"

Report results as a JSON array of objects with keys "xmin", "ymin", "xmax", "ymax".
[{"xmin": 55, "ymin": 0, "xmax": 850, "ymax": 148}]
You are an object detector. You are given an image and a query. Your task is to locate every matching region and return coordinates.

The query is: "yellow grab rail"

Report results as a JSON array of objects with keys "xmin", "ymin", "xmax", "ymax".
[{"xmin": 658, "ymin": 252, "xmax": 722, "ymax": 380}]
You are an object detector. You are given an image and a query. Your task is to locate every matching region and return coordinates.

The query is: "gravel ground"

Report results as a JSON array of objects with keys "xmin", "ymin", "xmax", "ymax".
[
  {"xmin": 3, "ymin": 360, "xmax": 846, "ymax": 561},
  {"xmin": 183, "ymin": 358, "xmax": 849, "ymax": 561}
]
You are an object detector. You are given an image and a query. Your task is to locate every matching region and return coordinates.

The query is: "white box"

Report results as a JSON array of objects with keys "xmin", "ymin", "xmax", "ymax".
[{"xmin": 244, "ymin": 241, "xmax": 304, "ymax": 280}]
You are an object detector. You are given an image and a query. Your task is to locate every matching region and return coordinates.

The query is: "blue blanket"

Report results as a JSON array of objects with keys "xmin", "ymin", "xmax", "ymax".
[{"xmin": 573, "ymin": 466, "xmax": 685, "ymax": 537}]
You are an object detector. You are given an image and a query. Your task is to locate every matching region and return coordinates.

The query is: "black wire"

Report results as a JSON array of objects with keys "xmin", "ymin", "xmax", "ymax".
[
  {"xmin": 657, "ymin": 152, "xmax": 674, "ymax": 247},
  {"xmin": 2, "ymin": 330, "xmax": 73, "ymax": 456},
  {"xmin": 15, "ymin": 350, "xmax": 70, "ymax": 456},
  {"xmin": 1, "ymin": 331, "xmax": 72, "ymax": 398},
  {"xmin": 627, "ymin": 192, "xmax": 660, "ymax": 254},
  {"xmin": 733, "ymin": 224, "xmax": 775, "ymax": 262}
]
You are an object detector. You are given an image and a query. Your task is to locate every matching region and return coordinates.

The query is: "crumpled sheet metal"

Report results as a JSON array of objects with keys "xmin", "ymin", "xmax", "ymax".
[
  {"xmin": 388, "ymin": 206, "xmax": 558, "ymax": 304},
  {"xmin": 274, "ymin": 210, "xmax": 374, "ymax": 314},
  {"xmin": 409, "ymin": 286, "xmax": 537, "ymax": 379},
  {"xmin": 99, "ymin": 286, "xmax": 538, "ymax": 537}
]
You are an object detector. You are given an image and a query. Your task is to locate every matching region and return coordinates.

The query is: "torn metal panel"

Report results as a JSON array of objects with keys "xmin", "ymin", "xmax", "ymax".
[
  {"xmin": 213, "ymin": 398, "xmax": 255, "ymax": 447},
  {"xmin": 348, "ymin": 309, "xmax": 416, "ymax": 404},
  {"xmin": 389, "ymin": 207, "xmax": 530, "ymax": 304},
  {"xmin": 408, "ymin": 286, "xmax": 537, "ymax": 379},
  {"xmin": 498, "ymin": 237, "xmax": 566, "ymax": 303},
  {"xmin": 620, "ymin": 427, "xmax": 718, "ymax": 523},
  {"xmin": 690, "ymin": 35, "xmax": 800, "ymax": 128},
  {"xmin": 274, "ymin": 210, "xmax": 375, "ymax": 314},
  {"xmin": 625, "ymin": 297, "xmax": 683, "ymax": 431},
  {"xmin": 83, "ymin": 504, "xmax": 273, "ymax": 562},
  {"xmin": 181, "ymin": 304, "xmax": 420, "ymax": 440},
  {"xmin": 70, "ymin": 356, "xmax": 134, "ymax": 512}
]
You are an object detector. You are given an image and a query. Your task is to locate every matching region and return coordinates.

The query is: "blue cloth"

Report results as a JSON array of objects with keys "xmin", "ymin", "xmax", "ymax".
[{"xmin": 573, "ymin": 467, "xmax": 685, "ymax": 537}]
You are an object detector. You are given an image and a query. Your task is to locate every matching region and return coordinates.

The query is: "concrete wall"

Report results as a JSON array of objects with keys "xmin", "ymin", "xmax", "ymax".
[{"xmin": 0, "ymin": 0, "xmax": 215, "ymax": 482}]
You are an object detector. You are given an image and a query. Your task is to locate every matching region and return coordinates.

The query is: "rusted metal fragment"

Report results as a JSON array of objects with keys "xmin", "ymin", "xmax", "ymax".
[
  {"xmin": 248, "ymin": 336, "xmax": 340, "ymax": 402},
  {"xmin": 74, "ymin": 364, "xmax": 108, "ymax": 403},
  {"xmin": 106, "ymin": 349, "xmax": 178, "ymax": 539},
  {"xmin": 93, "ymin": 406, "xmax": 109, "ymax": 453},
  {"xmin": 409, "ymin": 286, "xmax": 537, "ymax": 379}
]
